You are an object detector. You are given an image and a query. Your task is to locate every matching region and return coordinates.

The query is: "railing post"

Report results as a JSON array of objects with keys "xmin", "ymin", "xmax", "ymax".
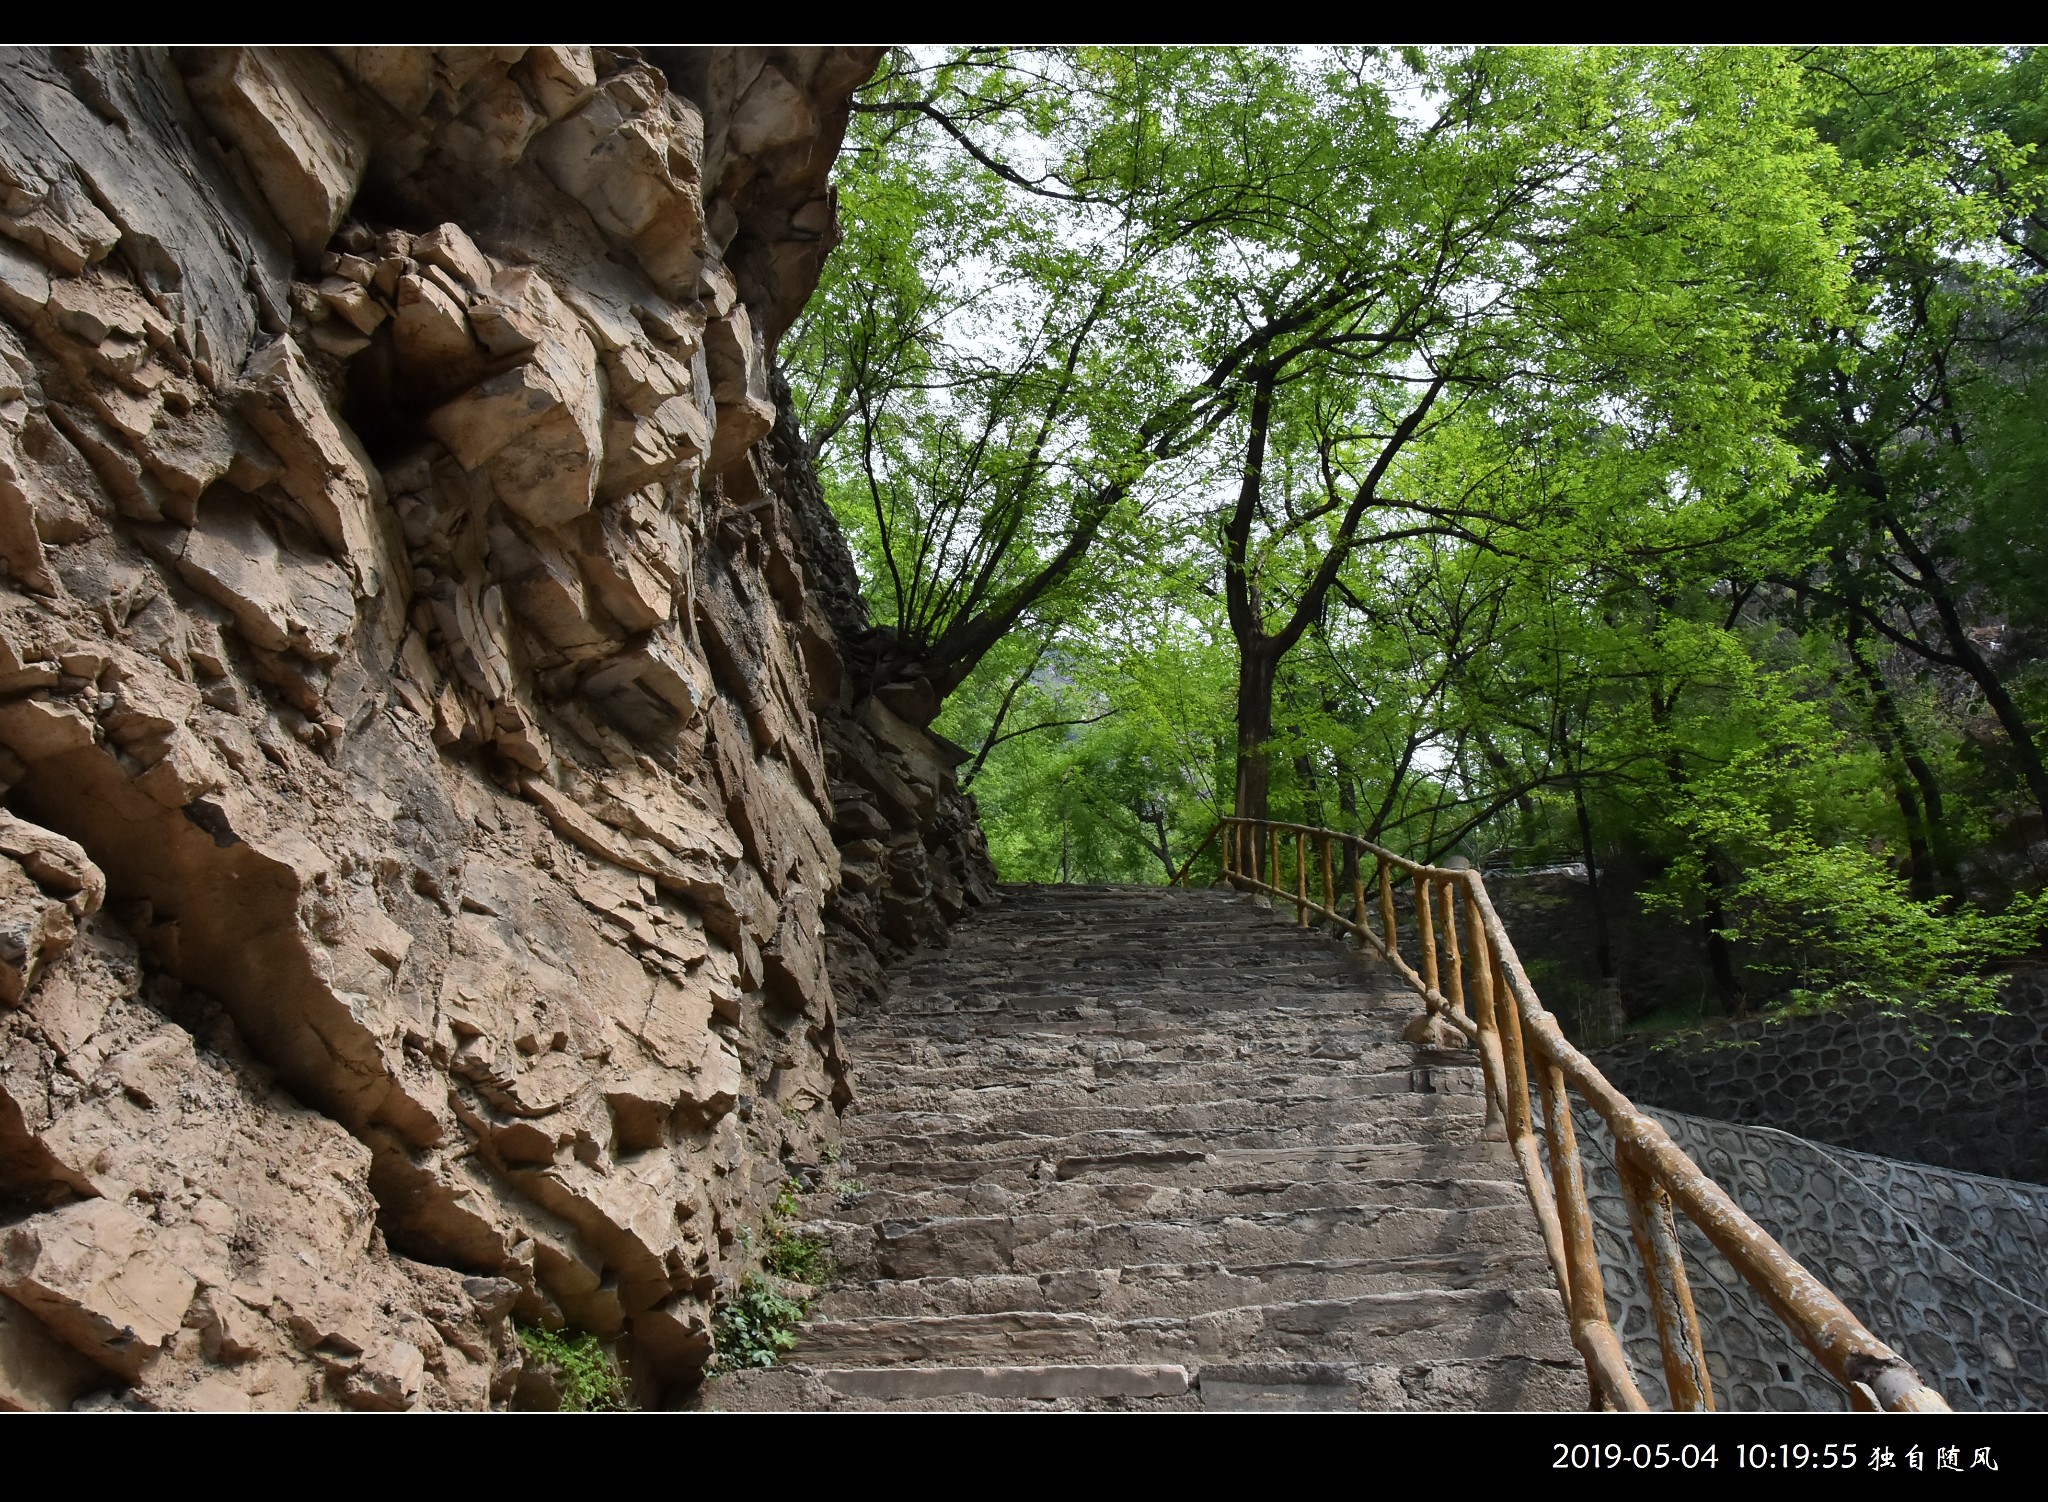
[
  {"xmin": 1438, "ymin": 878, "xmax": 1466, "ymax": 1019},
  {"xmin": 1531, "ymin": 1053, "xmax": 1644, "ymax": 1411},
  {"xmin": 1321, "ymin": 835, "xmax": 1335, "ymax": 926},
  {"xmin": 1618, "ymin": 1145, "xmax": 1716, "ymax": 1412},
  {"xmin": 1352, "ymin": 848, "xmax": 1369, "ymax": 952},
  {"xmin": 1491, "ymin": 950, "xmax": 1535, "ymax": 1141},
  {"xmin": 1268, "ymin": 825, "xmax": 1280, "ymax": 900},
  {"xmin": 1415, "ymin": 872, "xmax": 1439, "ymax": 1000},
  {"xmin": 1295, "ymin": 829, "xmax": 1309, "ymax": 927},
  {"xmin": 1490, "ymin": 947, "xmax": 1569, "ymax": 1271},
  {"xmin": 1461, "ymin": 882, "xmax": 1506, "ymax": 1139},
  {"xmin": 1378, "ymin": 861, "xmax": 1398, "ymax": 963},
  {"xmin": 1484, "ymin": 941, "xmax": 1645, "ymax": 1410}
]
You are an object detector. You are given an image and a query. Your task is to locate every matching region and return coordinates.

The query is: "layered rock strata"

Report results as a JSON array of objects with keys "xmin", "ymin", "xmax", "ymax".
[{"xmin": 0, "ymin": 44, "xmax": 991, "ymax": 1411}]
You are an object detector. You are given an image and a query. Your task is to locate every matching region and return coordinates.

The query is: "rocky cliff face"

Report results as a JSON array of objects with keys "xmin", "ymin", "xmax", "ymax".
[{"xmin": 0, "ymin": 45, "xmax": 993, "ymax": 1411}]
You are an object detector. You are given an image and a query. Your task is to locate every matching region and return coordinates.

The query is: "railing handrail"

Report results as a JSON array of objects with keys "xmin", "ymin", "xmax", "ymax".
[{"xmin": 1172, "ymin": 814, "xmax": 1949, "ymax": 1414}]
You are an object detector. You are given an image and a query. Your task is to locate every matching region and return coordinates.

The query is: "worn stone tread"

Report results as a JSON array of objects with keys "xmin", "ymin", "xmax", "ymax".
[
  {"xmin": 702, "ymin": 884, "xmax": 1583, "ymax": 1411},
  {"xmin": 812, "ymin": 1362, "xmax": 1190, "ymax": 1401}
]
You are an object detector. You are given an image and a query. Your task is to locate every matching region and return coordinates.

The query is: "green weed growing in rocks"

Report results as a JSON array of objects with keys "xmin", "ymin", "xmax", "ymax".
[
  {"xmin": 708, "ymin": 1178, "xmax": 831, "ymax": 1373},
  {"xmin": 515, "ymin": 1325, "xmax": 631, "ymax": 1412},
  {"xmin": 763, "ymin": 1176, "xmax": 831, "ymax": 1284},
  {"xmin": 711, "ymin": 1274, "xmax": 809, "ymax": 1371}
]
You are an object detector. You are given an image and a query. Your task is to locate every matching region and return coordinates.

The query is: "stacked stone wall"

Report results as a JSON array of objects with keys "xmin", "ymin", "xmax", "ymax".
[{"xmin": 1590, "ymin": 978, "xmax": 2048, "ymax": 1186}]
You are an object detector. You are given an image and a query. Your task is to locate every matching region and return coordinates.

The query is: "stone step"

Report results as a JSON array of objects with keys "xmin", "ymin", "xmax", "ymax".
[
  {"xmin": 854, "ymin": 1064, "xmax": 1483, "ymax": 1115},
  {"xmin": 705, "ymin": 881, "xmax": 1580, "ymax": 1411},
  {"xmin": 847, "ymin": 1027, "xmax": 1417, "ymax": 1070},
  {"xmin": 831, "ymin": 1201, "xmax": 1546, "ymax": 1282},
  {"xmin": 825, "ymin": 1169, "xmax": 1527, "ymax": 1226},
  {"xmin": 903, "ymin": 999, "xmax": 1412, "ymax": 1023},
  {"xmin": 852, "ymin": 1031, "xmax": 1423, "ymax": 1062},
  {"xmin": 817, "ymin": 1248, "xmax": 1561, "ymax": 1320},
  {"xmin": 890, "ymin": 955, "xmax": 1381, "ymax": 982},
  {"xmin": 811, "ymin": 1362, "xmax": 1192, "ymax": 1403},
  {"xmin": 1195, "ymin": 1357, "xmax": 1584, "ymax": 1412},
  {"xmin": 848, "ymin": 1081, "xmax": 1485, "ymax": 1138},
  {"xmin": 847, "ymin": 1059, "xmax": 1434, "ymax": 1094},
  {"xmin": 846, "ymin": 1140, "xmax": 1524, "ymax": 1193},
  {"xmin": 792, "ymin": 1287, "xmax": 1577, "ymax": 1370},
  {"xmin": 848, "ymin": 1103, "xmax": 1490, "ymax": 1166},
  {"xmin": 868, "ymin": 998, "xmax": 1412, "ymax": 1027}
]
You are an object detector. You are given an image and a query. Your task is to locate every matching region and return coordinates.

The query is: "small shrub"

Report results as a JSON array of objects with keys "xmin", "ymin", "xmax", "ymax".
[
  {"xmin": 711, "ymin": 1274, "xmax": 808, "ymax": 1371},
  {"xmin": 706, "ymin": 1177, "xmax": 834, "ymax": 1374},
  {"xmin": 515, "ymin": 1325, "xmax": 631, "ymax": 1412},
  {"xmin": 773, "ymin": 1176, "xmax": 804, "ymax": 1219},
  {"xmin": 763, "ymin": 1224, "xmax": 830, "ymax": 1283},
  {"xmin": 762, "ymin": 1176, "xmax": 831, "ymax": 1284}
]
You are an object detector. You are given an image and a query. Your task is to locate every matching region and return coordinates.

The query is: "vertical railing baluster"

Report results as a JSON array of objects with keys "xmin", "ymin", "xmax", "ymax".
[
  {"xmin": 1488, "ymin": 942, "xmax": 1632, "ymax": 1406},
  {"xmin": 1352, "ymin": 844, "xmax": 1369, "ymax": 952},
  {"xmin": 1268, "ymin": 825, "xmax": 1280, "ymax": 901},
  {"xmin": 1462, "ymin": 877, "xmax": 1505, "ymax": 1138},
  {"xmin": 1438, "ymin": 878, "xmax": 1466, "ymax": 1020},
  {"xmin": 1295, "ymin": 830, "xmax": 1309, "ymax": 927},
  {"xmin": 1321, "ymin": 835, "xmax": 1335, "ymax": 926},
  {"xmin": 1378, "ymin": 861, "xmax": 1398, "ymax": 964},
  {"xmin": 1618, "ymin": 1146, "xmax": 1715, "ymax": 1412},
  {"xmin": 1531, "ymin": 1052, "xmax": 1639, "ymax": 1408},
  {"xmin": 1415, "ymin": 871, "xmax": 1439, "ymax": 1002}
]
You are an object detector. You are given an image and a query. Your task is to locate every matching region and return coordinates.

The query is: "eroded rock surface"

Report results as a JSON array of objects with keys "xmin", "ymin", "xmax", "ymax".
[{"xmin": 0, "ymin": 44, "xmax": 992, "ymax": 1410}]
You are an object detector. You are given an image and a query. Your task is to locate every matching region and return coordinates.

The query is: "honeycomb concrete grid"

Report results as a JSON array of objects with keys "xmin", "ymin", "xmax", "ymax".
[
  {"xmin": 1570, "ymin": 1105, "xmax": 2048, "ymax": 1412},
  {"xmin": 1588, "ymin": 976, "xmax": 2048, "ymax": 1185}
]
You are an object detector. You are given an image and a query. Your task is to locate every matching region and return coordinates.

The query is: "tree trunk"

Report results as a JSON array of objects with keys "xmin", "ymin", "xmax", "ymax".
[
  {"xmin": 1869, "ymin": 501, "xmax": 2048, "ymax": 825},
  {"xmin": 1653, "ymin": 686, "xmax": 1744, "ymax": 1016},
  {"xmin": 1334, "ymin": 750, "xmax": 1362, "ymax": 896},
  {"xmin": 1290, "ymin": 741, "xmax": 1325, "ymax": 827},
  {"xmin": 1571, "ymin": 773, "xmax": 1614, "ymax": 981},
  {"xmin": 1143, "ymin": 804, "xmax": 1177, "ymax": 882},
  {"xmin": 1234, "ymin": 644, "xmax": 1277, "ymax": 879},
  {"xmin": 1700, "ymin": 862, "xmax": 1743, "ymax": 1016},
  {"xmin": 1846, "ymin": 622, "xmax": 1941, "ymax": 898}
]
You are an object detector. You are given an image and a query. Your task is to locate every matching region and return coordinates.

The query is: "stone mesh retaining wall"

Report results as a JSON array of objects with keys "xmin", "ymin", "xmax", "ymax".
[
  {"xmin": 1589, "ymin": 978, "xmax": 2048, "ymax": 1185},
  {"xmin": 1572, "ymin": 1106, "xmax": 2048, "ymax": 1412}
]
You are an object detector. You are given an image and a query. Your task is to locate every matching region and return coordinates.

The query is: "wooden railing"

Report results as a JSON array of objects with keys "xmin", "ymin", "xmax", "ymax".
[{"xmin": 1171, "ymin": 816, "xmax": 1949, "ymax": 1413}]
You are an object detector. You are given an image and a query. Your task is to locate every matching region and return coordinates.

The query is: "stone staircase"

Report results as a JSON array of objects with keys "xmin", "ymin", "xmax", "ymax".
[{"xmin": 703, "ymin": 884, "xmax": 1585, "ymax": 1410}]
